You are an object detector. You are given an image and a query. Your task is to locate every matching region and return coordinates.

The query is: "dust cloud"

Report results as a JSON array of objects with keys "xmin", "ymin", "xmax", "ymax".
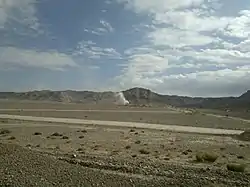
[{"xmin": 114, "ymin": 92, "xmax": 129, "ymax": 105}]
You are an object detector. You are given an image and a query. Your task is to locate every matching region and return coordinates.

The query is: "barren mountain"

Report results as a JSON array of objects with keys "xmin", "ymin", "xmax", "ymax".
[{"xmin": 0, "ymin": 87, "xmax": 249, "ymax": 110}]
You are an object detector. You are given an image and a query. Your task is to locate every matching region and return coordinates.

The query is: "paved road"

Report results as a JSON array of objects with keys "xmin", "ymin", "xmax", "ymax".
[{"xmin": 0, "ymin": 114, "xmax": 243, "ymax": 135}]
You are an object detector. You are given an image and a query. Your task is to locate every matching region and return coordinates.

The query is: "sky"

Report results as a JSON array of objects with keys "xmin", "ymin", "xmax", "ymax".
[{"xmin": 0, "ymin": 0, "xmax": 250, "ymax": 97}]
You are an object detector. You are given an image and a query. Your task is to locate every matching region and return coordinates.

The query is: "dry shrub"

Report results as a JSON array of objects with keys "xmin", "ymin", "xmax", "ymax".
[
  {"xmin": 135, "ymin": 140, "xmax": 141, "ymax": 144},
  {"xmin": 8, "ymin": 136, "xmax": 16, "ymax": 140},
  {"xmin": 0, "ymin": 129, "xmax": 11, "ymax": 135},
  {"xmin": 139, "ymin": 149, "xmax": 150, "ymax": 154},
  {"xmin": 33, "ymin": 132, "xmax": 42, "ymax": 135},
  {"xmin": 51, "ymin": 132, "xmax": 63, "ymax": 137},
  {"xmin": 125, "ymin": 145, "xmax": 131, "ymax": 149},
  {"xmin": 227, "ymin": 163, "xmax": 246, "ymax": 172},
  {"xmin": 196, "ymin": 152, "xmax": 219, "ymax": 163}
]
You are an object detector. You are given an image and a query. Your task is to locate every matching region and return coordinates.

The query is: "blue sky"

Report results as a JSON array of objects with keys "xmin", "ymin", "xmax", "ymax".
[{"xmin": 0, "ymin": 0, "xmax": 250, "ymax": 97}]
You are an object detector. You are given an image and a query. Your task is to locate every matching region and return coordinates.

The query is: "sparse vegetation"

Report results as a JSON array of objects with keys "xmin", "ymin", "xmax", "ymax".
[
  {"xmin": 139, "ymin": 149, "xmax": 150, "ymax": 154},
  {"xmin": 237, "ymin": 155, "xmax": 244, "ymax": 159},
  {"xmin": 33, "ymin": 132, "xmax": 42, "ymax": 135},
  {"xmin": 0, "ymin": 129, "xmax": 11, "ymax": 135},
  {"xmin": 0, "ymin": 119, "xmax": 8, "ymax": 123},
  {"xmin": 227, "ymin": 163, "xmax": 246, "ymax": 172},
  {"xmin": 163, "ymin": 157, "xmax": 170, "ymax": 160},
  {"xmin": 47, "ymin": 136, "xmax": 56, "ymax": 139},
  {"xmin": 8, "ymin": 136, "xmax": 16, "ymax": 140},
  {"xmin": 51, "ymin": 132, "xmax": 63, "ymax": 136},
  {"xmin": 125, "ymin": 145, "xmax": 131, "ymax": 149},
  {"xmin": 182, "ymin": 150, "xmax": 189, "ymax": 155},
  {"xmin": 77, "ymin": 148, "xmax": 84, "ymax": 152},
  {"xmin": 195, "ymin": 152, "xmax": 219, "ymax": 163},
  {"xmin": 135, "ymin": 140, "xmax": 141, "ymax": 144}
]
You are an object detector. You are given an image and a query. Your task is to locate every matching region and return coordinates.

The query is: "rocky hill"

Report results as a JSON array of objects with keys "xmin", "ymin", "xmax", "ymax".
[{"xmin": 0, "ymin": 87, "xmax": 249, "ymax": 110}]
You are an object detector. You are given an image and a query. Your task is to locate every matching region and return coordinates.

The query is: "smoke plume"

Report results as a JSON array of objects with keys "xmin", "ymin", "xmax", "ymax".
[{"xmin": 114, "ymin": 92, "xmax": 129, "ymax": 105}]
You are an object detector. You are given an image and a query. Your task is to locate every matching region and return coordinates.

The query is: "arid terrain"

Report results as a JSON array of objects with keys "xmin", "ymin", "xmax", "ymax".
[{"xmin": 0, "ymin": 99, "xmax": 250, "ymax": 186}]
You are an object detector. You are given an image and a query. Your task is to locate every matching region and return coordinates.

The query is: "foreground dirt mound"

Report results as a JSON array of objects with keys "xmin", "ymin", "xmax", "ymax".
[
  {"xmin": 0, "ymin": 143, "xmax": 250, "ymax": 187},
  {"xmin": 0, "ymin": 143, "xmax": 162, "ymax": 187},
  {"xmin": 238, "ymin": 130, "xmax": 250, "ymax": 141}
]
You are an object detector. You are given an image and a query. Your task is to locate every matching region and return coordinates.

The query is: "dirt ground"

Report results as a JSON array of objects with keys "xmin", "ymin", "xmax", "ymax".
[
  {"xmin": 1, "ymin": 100, "xmax": 250, "ymax": 186},
  {"xmin": 1, "ymin": 109, "xmax": 250, "ymax": 130},
  {"xmin": 1, "ymin": 120, "xmax": 250, "ymax": 186}
]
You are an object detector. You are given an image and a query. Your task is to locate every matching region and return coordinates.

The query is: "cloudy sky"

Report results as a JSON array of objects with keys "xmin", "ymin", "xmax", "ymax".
[{"xmin": 0, "ymin": 0, "xmax": 250, "ymax": 97}]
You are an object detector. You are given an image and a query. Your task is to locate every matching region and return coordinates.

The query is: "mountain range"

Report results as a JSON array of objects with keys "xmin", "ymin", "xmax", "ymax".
[{"xmin": 0, "ymin": 87, "xmax": 249, "ymax": 111}]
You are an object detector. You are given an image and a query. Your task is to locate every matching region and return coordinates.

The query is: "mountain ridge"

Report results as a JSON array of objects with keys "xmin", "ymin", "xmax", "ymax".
[{"xmin": 0, "ymin": 87, "xmax": 249, "ymax": 110}]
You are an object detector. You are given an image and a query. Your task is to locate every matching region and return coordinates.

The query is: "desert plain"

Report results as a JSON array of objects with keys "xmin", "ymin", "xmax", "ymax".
[{"xmin": 0, "ymin": 100, "xmax": 250, "ymax": 187}]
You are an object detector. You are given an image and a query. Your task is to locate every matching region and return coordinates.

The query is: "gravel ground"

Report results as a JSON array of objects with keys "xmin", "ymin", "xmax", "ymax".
[{"xmin": 1, "ymin": 143, "xmax": 250, "ymax": 187}]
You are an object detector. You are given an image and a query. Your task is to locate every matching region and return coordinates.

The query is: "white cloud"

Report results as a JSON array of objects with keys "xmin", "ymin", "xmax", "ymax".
[
  {"xmin": 0, "ymin": 0, "xmax": 41, "ymax": 33},
  {"xmin": 148, "ymin": 28, "xmax": 216, "ymax": 48},
  {"xmin": 84, "ymin": 19, "xmax": 114, "ymax": 35},
  {"xmin": 158, "ymin": 67, "xmax": 250, "ymax": 97},
  {"xmin": 114, "ymin": 0, "xmax": 250, "ymax": 96},
  {"xmin": 100, "ymin": 19, "xmax": 114, "ymax": 32},
  {"xmin": 154, "ymin": 10, "xmax": 232, "ymax": 32},
  {"xmin": 116, "ymin": 53, "xmax": 169, "ymax": 88},
  {"xmin": 223, "ymin": 10, "xmax": 250, "ymax": 38},
  {"xmin": 118, "ymin": 0, "xmax": 205, "ymax": 13},
  {"xmin": 0, "ymin": 47, "xmax": 77, "ymax": 71},
  {"xmin": 74, "ymin": 40, "xmax": 122, "ymax": 59}
]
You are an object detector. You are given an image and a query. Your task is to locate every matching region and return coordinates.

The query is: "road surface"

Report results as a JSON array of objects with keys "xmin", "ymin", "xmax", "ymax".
[
  {"xmin": 0, "ymin": 108, "xmax": 179, "ymax": 113},
  {"xmin": 0, "ymin": 114, "xmax": 243, "ymax": 135}
]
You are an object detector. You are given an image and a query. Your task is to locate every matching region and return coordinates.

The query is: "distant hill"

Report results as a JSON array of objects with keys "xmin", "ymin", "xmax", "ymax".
[
  {"xmin": 0, "ymin": 87, "xmax": 249, "ymax": 111},
  {"xmin": 123, "ymin": 87, "xmax": 250, "ymax": 110}
]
